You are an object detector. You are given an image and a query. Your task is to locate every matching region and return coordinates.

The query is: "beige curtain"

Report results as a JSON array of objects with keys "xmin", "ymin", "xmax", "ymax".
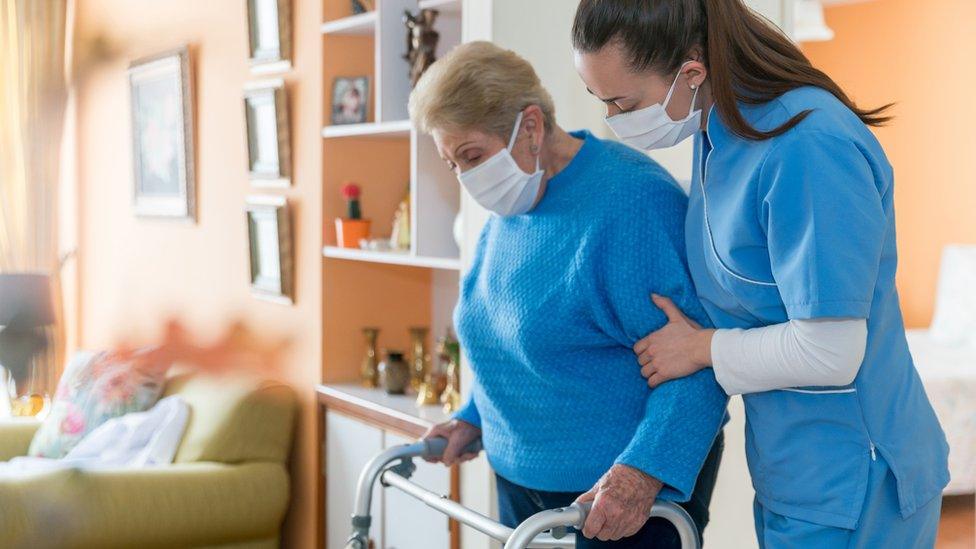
[{"xmin": 0, "ymin": 0, "xmax": 69, "ymax": 395}]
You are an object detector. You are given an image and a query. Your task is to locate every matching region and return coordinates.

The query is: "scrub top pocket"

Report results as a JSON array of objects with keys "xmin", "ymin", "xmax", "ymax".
[
  {"xmin": 744, "ymin": 387, "xmax": 873, "ymax": 529},
  {"xmin": 700, "ymin": 227, "xmax": 789, "ymax": 325}
]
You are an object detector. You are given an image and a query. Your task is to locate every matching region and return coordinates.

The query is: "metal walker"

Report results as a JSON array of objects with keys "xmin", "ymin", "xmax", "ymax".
[{"xmin": 344, "ymin": 437, "xmax": 701, "ymax": 549}]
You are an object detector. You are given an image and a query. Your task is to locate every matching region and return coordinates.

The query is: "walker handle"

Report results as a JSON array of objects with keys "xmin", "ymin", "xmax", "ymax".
[
  {"xmin": 422, "ymin": 436, "xmax": 483, "ymax": 458},
  {"xmin": 505, "ymin": 500, "xmax": 701, "ymax": 549}
]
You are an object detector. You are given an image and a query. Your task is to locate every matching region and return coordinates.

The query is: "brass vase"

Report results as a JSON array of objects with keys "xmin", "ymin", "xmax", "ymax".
[
  {"xmin": 438, "ymin": 332, "xmax": 461, "ymax": 413},
  {"xmin": 416, "ymin": 375, "xmax": 441, "ymax": 407},
  {"xmin": 408, "ymin": 327, "xmax": 429, "ymax": 391},
  {"xmin": 360, "ymin": 328, "xmax": 380, "ymax": 388}
]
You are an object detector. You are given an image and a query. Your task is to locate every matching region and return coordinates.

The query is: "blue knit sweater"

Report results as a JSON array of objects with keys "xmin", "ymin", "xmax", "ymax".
[{"xmin": 452, "ymin": 130, "xmax": 727, "ymax": 501}]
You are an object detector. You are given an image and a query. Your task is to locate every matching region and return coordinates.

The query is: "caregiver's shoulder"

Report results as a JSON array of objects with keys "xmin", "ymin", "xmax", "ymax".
[{"xmin": 584, "ymin": 130, "xmax": 687, "ymax": 211}]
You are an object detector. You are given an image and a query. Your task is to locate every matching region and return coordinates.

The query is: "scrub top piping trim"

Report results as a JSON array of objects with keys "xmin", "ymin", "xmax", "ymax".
[
  {"xmin": 780, "ymin": 387, "xmax": 857, "ymax": 394},
  {"xmin": 698, "ymin": 129, "xmax": 778, "ymax": 287}
]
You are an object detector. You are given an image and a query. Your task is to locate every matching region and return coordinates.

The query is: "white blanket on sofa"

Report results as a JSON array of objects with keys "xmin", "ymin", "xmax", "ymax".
[{"xmin": 0, "ymin": 395, "xmax": 188, "ymax": 477}]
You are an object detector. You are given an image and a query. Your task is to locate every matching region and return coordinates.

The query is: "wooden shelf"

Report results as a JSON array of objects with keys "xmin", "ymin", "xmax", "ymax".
[
  {"xmin": 318, "ymin": 383, "xmax": 452, "ymax": 438},
  {"xmin": 320, "ymin": 11, "xmax": 377, "ymax": 35},
  {"xmin": 419, "ymin": 0, "xmax": 462, "ymax": 13},
  {"xmin": 323, "ymin": 246, "xmax": 461, "ymax": 270},
  {"xmin": 321, "ymin": 120, "xmax": 411, "ymax": 139}
]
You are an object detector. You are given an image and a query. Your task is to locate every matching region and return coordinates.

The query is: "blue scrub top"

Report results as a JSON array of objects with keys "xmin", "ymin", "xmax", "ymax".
[{"xmin": 686, "ymin": 86, "xmax": 949, "ymax": 529}]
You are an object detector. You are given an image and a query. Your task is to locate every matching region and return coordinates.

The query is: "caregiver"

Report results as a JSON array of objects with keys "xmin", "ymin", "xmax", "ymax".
[{"xmin": 572, "ymin": 0, "xmax": 949, "ymax": 547}]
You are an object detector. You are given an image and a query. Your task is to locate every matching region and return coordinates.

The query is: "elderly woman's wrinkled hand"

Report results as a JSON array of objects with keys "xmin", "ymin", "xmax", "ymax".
[
  {"xmin": 421, "ymin": 419, "xmax": 481, "ymax": 467},
  {"xmin": 575, "ymin": 463, "xmax": 663, "ymax": 541}
]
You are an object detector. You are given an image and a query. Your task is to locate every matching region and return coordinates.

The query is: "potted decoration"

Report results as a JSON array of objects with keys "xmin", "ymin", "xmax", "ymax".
[{"xmin": 335, "ymin": 182, "xmax": 371, "ymax": 248}]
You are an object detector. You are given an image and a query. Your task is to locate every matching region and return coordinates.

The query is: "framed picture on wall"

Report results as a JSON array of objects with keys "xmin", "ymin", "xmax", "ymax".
[
  {"xmin": 244, "ymin": 79, "xmax": 291, "ymax": 187},
  {"xmin": 246, "ymin": 0, "xmax": 292, "ymax": 73},
  {"xmin": 246, "ymin": 195, "xmax": 294, "ymax": 305},
  {"xmin": 128, "ymin": 47, "xmax": 195, "ymax": 220},
  {"xmin": 330, "ymin": 76, "xmax": 369, "ymax": 125}
]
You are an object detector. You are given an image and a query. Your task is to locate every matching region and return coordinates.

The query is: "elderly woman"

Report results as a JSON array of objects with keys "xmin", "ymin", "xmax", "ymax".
[{"xmin": 411, "ymin": 42, "xmax": 726, "ymax": 548}]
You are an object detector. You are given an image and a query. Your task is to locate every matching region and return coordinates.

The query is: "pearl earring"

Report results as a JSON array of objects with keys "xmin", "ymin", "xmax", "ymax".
[{"xmin": 690, "ymin": 84, "xmax": 697, "ymax": 90}]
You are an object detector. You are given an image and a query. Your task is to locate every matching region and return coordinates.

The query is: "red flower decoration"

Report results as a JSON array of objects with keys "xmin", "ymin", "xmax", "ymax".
[{"xmin": 341, "ymin": 182, "xmax": 361, "ymax": 199}]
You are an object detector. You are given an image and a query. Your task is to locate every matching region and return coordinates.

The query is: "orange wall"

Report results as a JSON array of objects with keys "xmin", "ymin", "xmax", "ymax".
[
  {"xmin": 73, "ymin": 0, "xmax": 322, "ymax": 546},
  {"xmin": 803, "ymin": 0, "xmax": 976, "ymax": 327}
]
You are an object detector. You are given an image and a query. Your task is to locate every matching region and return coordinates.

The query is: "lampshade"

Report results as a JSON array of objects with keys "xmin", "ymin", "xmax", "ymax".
[{"xmin": 0, "ymin": 273, "xmax": 56, "ymax": 328}]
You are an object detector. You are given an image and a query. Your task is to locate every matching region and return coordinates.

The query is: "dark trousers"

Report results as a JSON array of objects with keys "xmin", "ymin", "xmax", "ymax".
[{"xmin": 496, "ymin": 431, "xmax": 724, "ymax": 548}]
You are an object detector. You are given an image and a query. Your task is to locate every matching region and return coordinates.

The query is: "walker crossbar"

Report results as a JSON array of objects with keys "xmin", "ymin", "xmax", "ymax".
[{"xmin": 344, "ymin": 437, "xmax": 701, "ymax": 549}]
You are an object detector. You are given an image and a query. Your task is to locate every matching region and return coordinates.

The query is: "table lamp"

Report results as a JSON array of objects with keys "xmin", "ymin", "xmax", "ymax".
[{"xmin": 0, "ymin": 273, "xmax": 55, "ymax": 417}]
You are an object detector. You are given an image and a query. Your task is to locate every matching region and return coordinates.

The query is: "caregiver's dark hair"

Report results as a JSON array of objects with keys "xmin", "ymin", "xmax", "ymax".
[{"xmin": 572, "ymin": 0, "xmax": 892, "ymax": 140}]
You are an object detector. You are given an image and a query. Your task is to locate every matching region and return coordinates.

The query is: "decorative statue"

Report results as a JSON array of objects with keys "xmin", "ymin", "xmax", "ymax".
[
  {"xmin": 403, "ymin": 9, "xmax": 440, "ymax": 88},
  {"xmin": 389, "ymin": 185, "xmax": 411, "ymax": 251}
]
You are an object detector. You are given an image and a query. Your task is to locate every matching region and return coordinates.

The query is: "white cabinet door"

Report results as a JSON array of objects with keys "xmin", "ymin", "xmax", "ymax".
[
  {"xmin": 382, "ymin": 432, "xmax": 453, "ymax": 549},
  {"xmin": 326, "ymin": 412, "xmax": 386, "ymax": 549}
]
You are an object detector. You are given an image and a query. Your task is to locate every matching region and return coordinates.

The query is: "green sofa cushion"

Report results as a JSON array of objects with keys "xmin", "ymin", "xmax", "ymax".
[
  {"xmin": 163, "ymin": 372, "xmax": 296, "ymax": 465},
  {"xmin": 0, "ymin": 461, "xmax": 289, "ymax": 548}
]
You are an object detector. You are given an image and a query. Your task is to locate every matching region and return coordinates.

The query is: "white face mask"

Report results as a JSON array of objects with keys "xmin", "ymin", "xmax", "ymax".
[
  {"xmin": 457, "ymin": 111, "xmax": 544, "ymax": 217},
  {"xmin": 605, "ymin": 61, "xmax": 702, "ymax": 150}
]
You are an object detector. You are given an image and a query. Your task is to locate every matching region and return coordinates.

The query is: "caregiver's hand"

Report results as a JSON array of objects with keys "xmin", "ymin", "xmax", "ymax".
[
  {"xmin": 575, "ymin": 464, "xmax": 663, "ymax": 541},
  {"xmin": 421, "ymin": 419, "xmax": 481, "ymax": 467},
  {"xmin": 635, "ymin": 294, "xmax": 715, "ymax": 388}
]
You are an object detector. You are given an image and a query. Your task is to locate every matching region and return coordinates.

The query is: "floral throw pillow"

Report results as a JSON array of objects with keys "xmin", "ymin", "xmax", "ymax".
[{"xmin": 28, "ymin": 349, "xmax": 169, "ymax": 459}]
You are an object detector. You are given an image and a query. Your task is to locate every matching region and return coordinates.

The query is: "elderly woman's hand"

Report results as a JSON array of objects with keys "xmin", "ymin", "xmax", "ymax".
[
  {"xmin": 575, "ymin": 464, "xmax": 663, "ymax": 541},
  {"xmin": 634, "ymin": 294, "xmax": 715, "ymax": 388},
  {"xmin": 421, "ymin": 419, "xmax": 481, "ymax": 467}
]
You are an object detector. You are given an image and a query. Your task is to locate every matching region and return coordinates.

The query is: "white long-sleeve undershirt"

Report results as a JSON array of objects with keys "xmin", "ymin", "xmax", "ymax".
[{"xmin": 710, "ymin": 318, "xmax": 867, "ymax": 396}]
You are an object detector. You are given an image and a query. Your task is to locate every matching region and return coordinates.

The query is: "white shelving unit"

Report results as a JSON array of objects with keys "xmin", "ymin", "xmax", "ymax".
[
  {"xmin": 320, "ymin": 119, "xmax": 411, "ymax": 139},
  {"xmin": 321, "ymin": 2, "xmax": 467, "ymax": 545},
  {"xmin": 319, "ymin": 11, "xmax": 377, "ymax": 35},
  {"xmin": 322, "ymin": 245, "xmax": 461, "ymax": 271},
  {"xmin": 322, "ymin": 0, "xmax": 463, "ymax": 264},
  {"xmin": 419, "ymin": 0, "xmax": 462, "ymax": 13}
]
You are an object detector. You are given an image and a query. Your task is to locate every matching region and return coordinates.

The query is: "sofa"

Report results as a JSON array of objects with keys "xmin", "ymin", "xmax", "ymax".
[{"xmin": 0, "ymin": 371, "xmax": 297, "ymax": 549}]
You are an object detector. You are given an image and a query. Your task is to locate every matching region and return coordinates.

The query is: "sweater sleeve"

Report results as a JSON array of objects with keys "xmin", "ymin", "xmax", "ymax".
[
  {"xmin": 588, "ymin": 181, "xmax": 728, "ymax": 501},
  {"xmin": 451, "ymin": 368, "xmax": 483, "ymax": 428},
  {"xmin": 452, "ymin": 393, "xmax": 482, "ymax": 428}
]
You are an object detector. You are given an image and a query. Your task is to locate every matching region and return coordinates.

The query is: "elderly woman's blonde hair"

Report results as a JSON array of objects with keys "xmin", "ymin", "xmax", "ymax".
[{"xmin": 409, "ymin": 41, "xmax": 556, "ymax": 140}]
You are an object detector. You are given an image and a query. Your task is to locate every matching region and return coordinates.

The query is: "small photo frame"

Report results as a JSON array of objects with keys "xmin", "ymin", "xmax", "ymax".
[
  {"xmin": 330, "ymin": 76, "xmax": 369, "ymax": 125},
  {"xmin": 246, "ymin": 195, "xmax": 294, "ymax": 305},
  {"xmin": 128, "ymin": 47, "xmax": 195, "ymax": 220},
  {"xmin": 244, "ymin": 79, "xmax": 291, "ymax": 187},
  {"xmin": 246, "ymin": 0, "xmax": 292, "ymax": 73}
]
